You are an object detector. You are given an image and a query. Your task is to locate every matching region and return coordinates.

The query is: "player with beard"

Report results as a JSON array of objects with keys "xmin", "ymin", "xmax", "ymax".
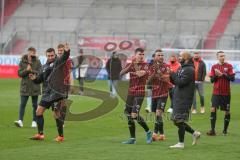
[
  {"xmin": 169, "ymin": 51, "xmax": 201, "ymax": 149},
  {"xmin": 148, "ymin": 49, "xmax": 170, "ymax": 141},
  {"xmin": 29, "ymin": 43, "xmax": 70, "ymax": 142},
  {"xmin": 120, "ymin": 48, "xmax": 152, "ymax": 144}
]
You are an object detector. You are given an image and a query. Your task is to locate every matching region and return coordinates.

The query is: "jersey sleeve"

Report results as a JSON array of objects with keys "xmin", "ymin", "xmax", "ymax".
[
  {"xmin": 209, "ymin": 65, "xmax": 215, "ymax": 77},
  {"xmin": 228, "ymin": 64, "xmax": 235, "ymax": 75}
]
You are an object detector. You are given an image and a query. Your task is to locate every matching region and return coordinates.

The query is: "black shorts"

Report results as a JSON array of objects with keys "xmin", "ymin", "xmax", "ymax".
[
  {"xmin": 124, "ymin": 95, "xmax": 144, "ymax": 114},
  {"xmin": 39, "ymin": 99, "xmax": 55, "ymax": 109},
  {"xmin": 151, "ymin": 97, "xmax": 168, "ymax": 112},
  {"xmin": 211, "ymin": 95, "xmax": 230, "ymax": 111},
  {"xmin": 39, "ymin": 98, "xmax": 64, "ymax": 110}
]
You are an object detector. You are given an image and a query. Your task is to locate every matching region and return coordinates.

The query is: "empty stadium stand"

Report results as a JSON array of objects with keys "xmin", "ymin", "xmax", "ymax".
[{"xmin": 0, "ymin": 0, "xmax": 239, "ymax": 57}]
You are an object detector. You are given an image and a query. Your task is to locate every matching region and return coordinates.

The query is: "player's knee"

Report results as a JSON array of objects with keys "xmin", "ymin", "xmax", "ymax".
[
  {"xmin": 156, "ymin": 109, "xmax": 163, "ymax": 116},
  {"xmin": 36, "ymin": 106, "xmax": 44, "ymax": 116},
  {"xmin": 131, "ymin": 112, "xmax": 137, "ymax": 119},
  {"xmin": 211, "ymin": 107, "xmax": 216, "ymax": 112}
]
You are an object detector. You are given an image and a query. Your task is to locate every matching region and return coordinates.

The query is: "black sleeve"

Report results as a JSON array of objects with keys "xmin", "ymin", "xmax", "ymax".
[
  {"xmin": 223, "ymin": 74, "xmax": 235, "ymax": 82},
  {"xmin": 118, "ymin": 60, "xmax": 122, "ymax": 72},
  {"xmin": 105, "ymin": 59, "xmax": 110, "ymax": 74},
  {"xmin": 170, "ymin": 67, "xmax": 194, "ymax": 87},
  {"xmin": 210, "ymin": 76, "xmax": 218, "ymax": 83},
  {"xmin": 202, "ymin": 62, "xmax": 206, "ymax": 81}
]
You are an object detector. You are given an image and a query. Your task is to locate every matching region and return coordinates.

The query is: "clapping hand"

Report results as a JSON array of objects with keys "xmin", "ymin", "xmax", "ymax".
[
  {"xmin": 214, "ymin": 69, "xmax": 223, "ymax": 77},
  {"xmin": 136, "ymin": 70, "xmax": 146, "ymax": 77},
  {"xmin": 29, "ymin": 73, "xmax": 36, "ymax": 80},
  {"xmin": 26, "ymin": 64, "xmax": 32, "ymax": 71}
]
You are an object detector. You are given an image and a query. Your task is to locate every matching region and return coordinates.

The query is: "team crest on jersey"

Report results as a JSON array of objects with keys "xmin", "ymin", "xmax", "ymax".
[{"xmin": 224, "ymin": 68, "xmax": 228, "ymax": 72}]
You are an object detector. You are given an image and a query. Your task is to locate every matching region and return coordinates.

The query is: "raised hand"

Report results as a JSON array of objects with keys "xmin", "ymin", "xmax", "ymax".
[{"xmin": 64, "ymin": 43, "xmax": 70, "ymax": 52}]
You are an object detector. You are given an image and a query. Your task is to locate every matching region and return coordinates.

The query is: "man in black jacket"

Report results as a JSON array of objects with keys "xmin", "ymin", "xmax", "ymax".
[
  {"xmin": 169, "ymin": 51, "xmax": 201, "ymax": 149},
  {"xmin": 29, "ymin": 43, "xmax": 70, "ymax": 142},
  {"xmin": 105, "ymin": 51, "xmax": 122, "ymax": 97},
  {"xmin": 192, "ymin": 52, "xmax": 206, "ymax": 114}
]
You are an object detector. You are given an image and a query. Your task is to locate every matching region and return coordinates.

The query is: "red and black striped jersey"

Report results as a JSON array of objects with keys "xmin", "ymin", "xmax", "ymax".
[
  {"xmin": 149, "ymin": 62, "xmax": 170, "ymax": 98},
  {"xmin": 124, "ymin": 62, "xmax": 149, "ymax": 96},
  {"xmin": 210, "ymin": 62, "xmax": 235, "ymax": 96},
  {"xmin": 63, "ymin": 58, "xmax": 73, "ymax": 85}
]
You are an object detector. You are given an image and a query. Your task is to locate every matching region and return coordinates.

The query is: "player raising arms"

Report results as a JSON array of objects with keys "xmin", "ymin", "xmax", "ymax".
[
  {"xmin": 29, "ymin": 43, "xmax": 70, "ymax": 142},
  {"xmin": 147, "ymin": 49, "xmax": 170, "ymax": 141},
  {"xmin": 120, "ymin": 48, "xmax": 152, "ymax": 144}
]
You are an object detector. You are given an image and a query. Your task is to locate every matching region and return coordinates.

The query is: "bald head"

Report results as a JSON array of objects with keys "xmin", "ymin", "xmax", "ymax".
[{"xmin": 180, "ymin": 51, "xmax": 192, "ymax": 64}]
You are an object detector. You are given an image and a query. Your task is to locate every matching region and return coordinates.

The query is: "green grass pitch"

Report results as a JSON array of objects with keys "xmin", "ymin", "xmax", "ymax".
[{"xmin": 0, "ymin": 79, "xmax": 239, "ymax": 160}]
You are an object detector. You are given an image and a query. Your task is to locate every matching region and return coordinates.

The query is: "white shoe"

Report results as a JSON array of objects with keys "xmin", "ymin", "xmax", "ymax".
[
  {"xmin": 170, "ymin": 142, "xmax": 184, "ymax": 149},
  {"xmin": 110, "ymin": 93, "xmax": 116, "ymax": 98},
  {"xmin": 145, "ymin": 107, "xmax": 151, "ymax": 113},
  {"xmin": 192, "ymin": 131, "xmax": 201, "ymax": 145},
  {"xmin": 192, "ymin": 109, "xmax": 197, "ymax": 114},
  {"xmin": 14, "ymin": 120, "xmax": 23, "ymax": 128},
  {"xmin": 200, "ymin": 107, "xmax": 205, "ymax": 114},
  {"xmin": 31, "ymin": 121, "xmax": 37, "ymax": 128},
  {"xmin": 167, "ymin": 108, "xmax": 173, "ymax": 113}
]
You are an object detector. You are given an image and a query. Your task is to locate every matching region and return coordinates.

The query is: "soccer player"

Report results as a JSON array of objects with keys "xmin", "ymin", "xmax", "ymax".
[
  {"xmin": 120, "ymin": 48, "xmax": 152, "ymax": 144},
  {"xmin": 57, "ymin": 44, "xmax": 73, "ymax": 125},
  {"xmin": 192, "ymin": 52, "xmax": 206, "ymax": 114},
  {"xmin": 29, "ymin": 43, "xmax": 70, "ymax": 142},
  {"xmin": 207, "ymin": 51, "xmax": 235, "ymax": 136},
  {"xmin": 169, "ymin": 51, "xmax": 201, "ymax": 149},
  {"xmin": 148, "ymin": 49, "xmax": 170, "ymax": 141}
]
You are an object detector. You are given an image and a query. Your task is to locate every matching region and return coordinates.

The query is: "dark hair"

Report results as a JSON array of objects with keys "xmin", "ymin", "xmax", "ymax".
[
  {"xmin": 46, "ymin": 48, "xmax": 55, "ymax": 53},
  {"xmin": 152, "ymin": 53, "xmax": 155, "ymax": 58},
  {"xmin": 79, "ymin": 49, "xmax": 83, "ymax": 54},
  {"xmin": 57, "ymin": 44, "xmax": 64, "ymax": 49},
  {"xmin": 135, "ymin": 48, "xmax": 144, "ymax": 53},
  {"xmin": 28, "ymin": 47, "xmax": 36, "ymax": 52},
  {"xmin": 217, "ymin": 51, "xmax": 224, "ymax": 56},
  {"xmin": 155, "ymin": 49, "xmax": 163, "ymax": 53}
]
